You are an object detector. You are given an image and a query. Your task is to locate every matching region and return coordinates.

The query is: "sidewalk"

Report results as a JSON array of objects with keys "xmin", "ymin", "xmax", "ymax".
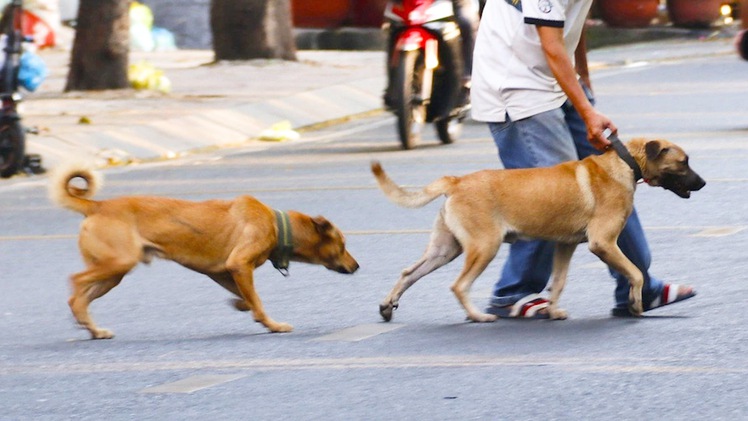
[
  {"xmin": 24, "ymin": 48, "xmax": 387, "ymax": 170},
  {"xmin": 20, "ymin": 26, "xmax": 740, "ymax": 172}
]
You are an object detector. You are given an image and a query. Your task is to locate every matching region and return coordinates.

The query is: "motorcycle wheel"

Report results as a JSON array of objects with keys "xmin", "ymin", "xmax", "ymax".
[
  {"xmin": 393, "ymin": 49, "xmax": 426, "ymax": 150},
  {"xmin": 0, "ymin": 119, "xmax": 25, "ymax": 178},
  {"xmin": 435, "ymin": 117, "xmax": 463, "ymax": 144}
]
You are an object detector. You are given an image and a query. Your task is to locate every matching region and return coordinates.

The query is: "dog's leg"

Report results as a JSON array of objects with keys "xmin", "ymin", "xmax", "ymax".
[
  {"xmin": 208, "ymin": 272, "xmax": 253, "ymax": 312},
  {"xmin": 547, "ymin": 243, "xmax": 577, "ymax": 320},
  {"xmin": 231, "ymin": 268, "xmax": 290, "ymax": 332},
  {"xmin": 227, "ymin": 249, "xmax": 291, "ymax": 333},
  {"xmin": 450, "ymin": 240, "xmax": 501, "ymax": 323},
  {"xmin": 380, "ymin": 214, "xmax": 462, "ymax": 321},
  {"xmin": 70, "ymin": 219, "xmax": 139, "ymax": 339},
  {"xmin": 69, "ymin": 263, "xmax": 131, "ymax": 339},
  {"xmin": 587, "ymin": 230, "xmax": 644, "ymax": 316}
]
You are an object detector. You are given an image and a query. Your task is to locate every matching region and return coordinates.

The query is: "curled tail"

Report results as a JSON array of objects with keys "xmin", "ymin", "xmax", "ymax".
[
  {"xmin": 370, "ymin": 161, "xmax": 455, "ymax": 208},
  {"xmin": 48, "ymin": 162, "xmax": 102, "ymax": 215}
]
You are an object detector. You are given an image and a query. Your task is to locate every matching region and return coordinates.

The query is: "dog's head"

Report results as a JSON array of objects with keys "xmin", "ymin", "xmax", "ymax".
[
  {"xmin": 300, "ymin": 215, "xmax": 359, "ymax": 274},
  {"xmin": 640, "ymin": 139, "xmax": 706, "ymax": 198}
]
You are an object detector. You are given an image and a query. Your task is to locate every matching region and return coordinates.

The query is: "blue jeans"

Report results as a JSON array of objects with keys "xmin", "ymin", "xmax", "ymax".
[{"xmin": 487, "ymin": 98, "xmax": 664, "ymax": 308}]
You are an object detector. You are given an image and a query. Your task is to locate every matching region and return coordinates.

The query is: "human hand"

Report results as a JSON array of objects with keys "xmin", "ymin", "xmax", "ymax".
[{"xmin": 585, "ymin": 110, "xmax": 615, "ymax": 151}]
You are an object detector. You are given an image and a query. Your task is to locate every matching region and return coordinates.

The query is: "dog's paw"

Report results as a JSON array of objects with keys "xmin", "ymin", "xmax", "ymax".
[
  {"xmin": 231, "ymin": 299, "xmax": 251, "ymax": 312},
  {"xmin": 468, "ymin": 312, "xmax": 498, "ymax": 323},
  {"xmin": 268, "ymin": 322, "xmax": 293, "ymax": 333},
  {"xmin": 628, "ymin": 301, "xmax": 644, "ymax": 317},
  {"xmin": 379, "ymin": 302, "xmax": 397, "ymax": 322},
  {"xmin": 548, "ymin": 308, "xmax": 568, "ymax": 320},
  {"xmin": 628, "ymin": 288, "xmax": 645, "ymax": 316},
  {"xmin": 91, "ymin": 328, "xmax": 114, "ymax": 340}
]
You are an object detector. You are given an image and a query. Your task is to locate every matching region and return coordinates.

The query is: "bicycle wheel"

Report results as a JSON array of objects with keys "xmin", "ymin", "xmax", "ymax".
[
  {"xmin": 0, "ymin": 119, "xmax": 25, "ymax": 178},
  {"xmin": 393, "ymin": 49, "xmax": 426, "ymax": 150}
]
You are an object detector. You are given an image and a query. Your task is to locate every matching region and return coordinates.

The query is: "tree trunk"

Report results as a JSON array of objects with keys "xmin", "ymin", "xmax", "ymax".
[
  {"xmin": 211, "ymin": 0, "xmax": 297, "ymax": 61},
  {"xmin": 65, "ymin": 0, "xmax": 129, "ymax": 91}
]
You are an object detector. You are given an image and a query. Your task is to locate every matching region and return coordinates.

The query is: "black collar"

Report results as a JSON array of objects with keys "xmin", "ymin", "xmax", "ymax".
[
  {"xmin": 608, "ymin": 133, "xmax": 643, "ymax": 182},
  {"xmin": 270, "ymin": 210, "xmax": 293, "ymax": 276}
]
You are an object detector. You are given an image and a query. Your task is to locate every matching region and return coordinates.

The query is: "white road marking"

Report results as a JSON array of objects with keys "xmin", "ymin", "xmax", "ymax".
[
  {"xmin": 579, "ymin": 261, "xmax": 608, "ymax": 270},
  {"xmin": 690, "ymin": 226, "xmax": 746, "ymax": 237},
  {"xmin": 5, "ymin": 356, "xmax": 746, "ymax": 376},
  {"xmin": 139, "ymin": 374, "xmax": 245, "ymax": 394},
  {"xmin": 313, "ymin": 323, "xmax": 404, "ymax": 342}
]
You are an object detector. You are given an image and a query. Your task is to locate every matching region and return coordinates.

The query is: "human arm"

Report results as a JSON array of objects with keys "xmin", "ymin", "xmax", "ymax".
[
  {"xmin": 536, "ymin": 25, "xmax": 614, "ymax": 150},
  {"xmin": 574, "ymin": 28, "xmax": 591, "ymax": 92}
]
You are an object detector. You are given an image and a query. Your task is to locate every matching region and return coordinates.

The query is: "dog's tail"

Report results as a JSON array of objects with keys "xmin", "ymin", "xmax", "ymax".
[
  {"xmin": 370, "ymin": 161, "xmax": 455, "ymax": 208},
  {"xmin": 48, "ymin": 162, "xmax": 102, "ymax": 215}
]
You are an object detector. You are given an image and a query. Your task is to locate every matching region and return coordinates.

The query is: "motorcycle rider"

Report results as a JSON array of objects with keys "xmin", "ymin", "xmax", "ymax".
[
  {"xmin": 383, "ymin": 0, "xmax": 479, "ymax": 109},
  {"xmin": 451, "ymin": 0, "xmax": 479, "ymax": 106}
]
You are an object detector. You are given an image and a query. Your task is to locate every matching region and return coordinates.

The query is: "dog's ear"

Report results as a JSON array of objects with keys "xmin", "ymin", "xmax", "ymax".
[
  {"xmin": 312, "ymin": 216, "xmax": 333, "ymax": 233},
  {"xmin": 645, "ymin": 140, "xmax": 670, "ymax": 160}
]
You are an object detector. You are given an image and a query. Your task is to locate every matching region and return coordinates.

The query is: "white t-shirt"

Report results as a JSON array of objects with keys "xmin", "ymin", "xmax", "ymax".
[{"xmin": 471, "ymin": 0, "xmax": 593, "ymax": 122}]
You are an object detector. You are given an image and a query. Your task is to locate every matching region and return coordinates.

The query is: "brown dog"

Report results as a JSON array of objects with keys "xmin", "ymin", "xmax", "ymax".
[
  {"xmin": 372, "ymin": 138, "xmax": 705, "ymax": 323},
  {"xmin": 49, "ymin": 163, "xmax": 359, "ymax": 339}
]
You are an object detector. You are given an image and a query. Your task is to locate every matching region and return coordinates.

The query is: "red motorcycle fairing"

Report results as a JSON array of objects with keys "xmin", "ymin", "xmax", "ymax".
[
  {"xmin": 386, "ymin": 0, "xmax": 456, "ymax": 25},
  {"xmin": 390, "ymin": 27, "xmax": 440, "ymax": 69}
]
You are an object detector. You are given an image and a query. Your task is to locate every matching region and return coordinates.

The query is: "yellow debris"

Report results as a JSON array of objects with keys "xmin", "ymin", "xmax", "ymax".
[
  {"xmin": 128, "ymin": 61, "xmax": 172, "ymax": 93},
  {"xmin": 258, "ymin": 120, "xmax": 300, "ymax": 142}
]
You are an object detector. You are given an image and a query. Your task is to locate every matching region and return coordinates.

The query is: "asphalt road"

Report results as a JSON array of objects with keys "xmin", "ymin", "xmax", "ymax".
[{"xmin": 1, "ymin": 50, "xmax": 748, "ymax": 420}]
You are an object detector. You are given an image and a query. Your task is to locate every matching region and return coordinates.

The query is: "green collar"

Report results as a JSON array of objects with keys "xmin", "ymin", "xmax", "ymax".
[{"xmin": 271, "ymin": 210, "xmax": 293, "ymax": 276}]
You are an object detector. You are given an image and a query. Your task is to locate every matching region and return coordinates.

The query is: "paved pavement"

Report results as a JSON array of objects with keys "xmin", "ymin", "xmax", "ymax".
[{"xmin": 18, "ymin": 26, "xmax": 740, "ymax": 172}]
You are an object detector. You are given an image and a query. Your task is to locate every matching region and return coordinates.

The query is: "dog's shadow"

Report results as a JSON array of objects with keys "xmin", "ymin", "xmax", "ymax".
[{"xmin": 63, "ymin": 329, "xmax": 273, "ymax": 345}]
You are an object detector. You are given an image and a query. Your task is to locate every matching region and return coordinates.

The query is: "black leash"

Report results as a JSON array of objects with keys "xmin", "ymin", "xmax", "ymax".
[
  {"xmin": 271, "ymin": 209, "xmax": 293, "ymax": 277},
  {"xmin": 607, "ymin": 132, "xmax": 643, "ymax": 182}
]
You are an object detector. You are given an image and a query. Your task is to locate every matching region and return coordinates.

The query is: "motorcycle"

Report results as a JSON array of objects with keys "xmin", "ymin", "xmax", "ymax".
[
  {"xmin": 383, "ymin": 0, "xmax": 475, "ymax": 150},
  {"xmin": 0, "ymin": 0, "xmax": 43, "ymax": 178}
]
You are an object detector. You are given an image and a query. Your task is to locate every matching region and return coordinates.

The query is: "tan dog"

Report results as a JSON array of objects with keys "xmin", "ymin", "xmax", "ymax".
[
  {"xmin": 49, "ymin": 164, "xmax": 359, "ymax": 339},
  {"xmin": 372, "ymin": 138, "xmax": 705, "ymax": 323}
]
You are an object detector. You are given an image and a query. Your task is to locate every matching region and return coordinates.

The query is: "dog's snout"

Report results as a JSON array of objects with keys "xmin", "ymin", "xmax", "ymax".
[
  {"xmin": 330, "ymin": 253, "xmax": 359, "ymax": 274},
  {"xmin": 336, "ymin": 262, "xmax": 359, "ymax": 274},
  {"xmin": 660, "ymin": 169, "xmax": 706, "ymax": 199},
  {"xmin": 690, "ymin": 172, "xmax": 706, "ymax": 191},
  {"xmin": 345, "ymin": 260, "xmax": 360, "ymax": 274}
]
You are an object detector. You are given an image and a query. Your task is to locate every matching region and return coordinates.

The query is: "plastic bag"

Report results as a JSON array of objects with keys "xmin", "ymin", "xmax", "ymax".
[
  {"xmin": 130, "ymin": 1, "xmax": 153, "ymax": 27},
  {"xmin": 18, "ymin": 49, "xmax": 48, "ymax": 91},
  {"xmin": 129, "ymin": 1, "xmax": 154, "ymax": 51},
  {"xmin": 22, "ymin": 9, "xmax": 55, "ymax": 48},
  {"xmin": 152, "ymin": 27, "xmax": 177, "ymax": 51}
]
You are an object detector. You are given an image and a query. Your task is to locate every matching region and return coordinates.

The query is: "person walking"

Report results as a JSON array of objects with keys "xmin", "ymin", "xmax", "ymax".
[{"xmin": 470, "ymin": 0, "xmax": 695, "ymax": 318}]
